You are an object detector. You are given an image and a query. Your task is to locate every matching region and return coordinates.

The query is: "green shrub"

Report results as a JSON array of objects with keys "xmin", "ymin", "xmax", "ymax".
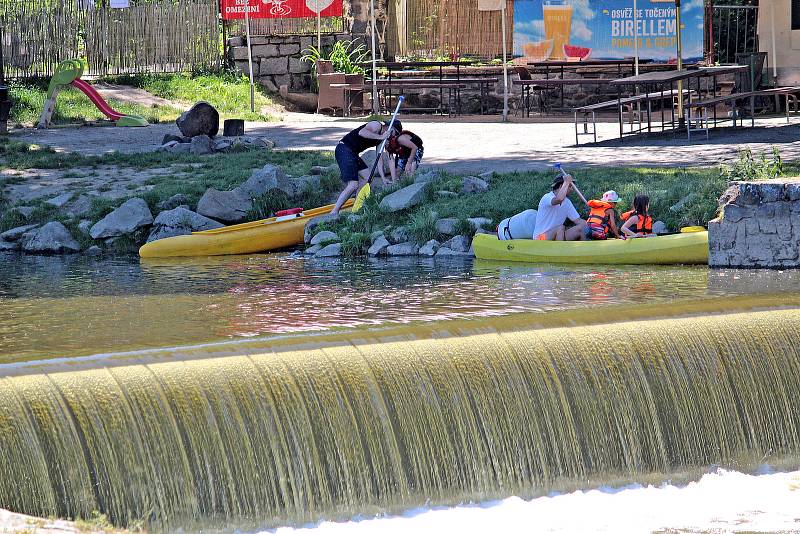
[
  {"xmin": 721, "ymin": 147, "xmax": 783, "ymax": 182},
  {"xmin": 247, "ymin": 190, "xmax": 292, "ymax": 220},
  {"xmin": 339, "ymin": 231, "xmax": 370, "ymax": 257},
  {"xmin": 407, "ymin": 209, "xmax": 439, "ymax": 243}
]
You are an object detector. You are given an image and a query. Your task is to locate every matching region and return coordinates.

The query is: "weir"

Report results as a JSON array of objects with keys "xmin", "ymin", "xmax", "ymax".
[{"xmin": 1, "ymin": 306, "xmax": 799, "ymax": 529}]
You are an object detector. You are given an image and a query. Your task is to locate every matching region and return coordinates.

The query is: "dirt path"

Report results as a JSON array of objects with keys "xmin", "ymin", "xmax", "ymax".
[
  {"xmin": 93, "ymin": 83, "xmax": 190, "ymax": 111},
  {"xmin": 11, "ymin": 115, "xmax": 800, "ymax": 174}
]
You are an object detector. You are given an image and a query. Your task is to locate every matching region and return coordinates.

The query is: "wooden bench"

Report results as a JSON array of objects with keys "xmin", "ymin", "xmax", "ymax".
[
  {"xmin": 684, "ymin": 86, "xmax": 800, "ymax": 141},
  {"xmin": 573, "ymin": 89, "xmax": 690, "ymax": 145}
]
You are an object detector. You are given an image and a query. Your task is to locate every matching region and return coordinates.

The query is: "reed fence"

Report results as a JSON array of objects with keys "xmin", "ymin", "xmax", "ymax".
[
  {"xmin": 1, "ymin": 0, "xmax": 220, "ymax": 79},
  {"xmin": 387, "ymin": 0, "xmax": 513, "ymax": 59}
]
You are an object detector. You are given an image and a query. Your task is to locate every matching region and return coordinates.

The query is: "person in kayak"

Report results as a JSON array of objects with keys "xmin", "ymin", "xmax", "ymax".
[
  {"xmin": 584, "ymin": 190, "xmax": 622, "ymax": 240},
  {"xmin": 380, "ymin": 129, "xmax": 424, "ymax": 183},
  {"xmin": 620, "ymin": 194, "xmax": 654, "ymax": 238},
  {"xmin": 532, "ymin": 173, "xmax": 587, "ymax": 241},
  {"xmin": 331, "ymin": 119, "xmax": 402, "ymax": 216}
]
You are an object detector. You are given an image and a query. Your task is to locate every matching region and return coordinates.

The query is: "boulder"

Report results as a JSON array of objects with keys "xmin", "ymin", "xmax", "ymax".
[
  {"xmin": 462, "ymin": 176, "xmax": 489, "ymax": 194},
  {"xmin": 304, "ymin": 244, "xmax": 322, "ymax": 255},
  {"xmin": 190, "ymin": 134, "xmax": 214, "ymax": 155},
  {"xmin": 237, "ymin": 164, "xmax": 295, "ymax": 199},
  {"xmin": 468, "ymin": 217, "xmax": 493, "ymax": 231},
  {"xmin": 367, "ymin": 236, "xmax": 390, "ymax": 256},
  {"xmin": 157, "ymin": 193, "xmax": 191, "ymax": 212},
  {"xmin": 294, "ymin": 175, "xmax": 321, "ymax": 196},
  {"xmin": 213, "ymin": 138, "xmax": 234, "ymax": 152},
  {"xmin": 197, "ymin": 188, "xmax": 251, "ymax": 223},
  {"xmin": 146, "ymin": 207, "xmax": 225, "ymax": 242},
  {"xmin": 46, "ymin": 193, "xmax": 73, "ymax": 208},
  {"xmin": 13, "ymin": 206, "xmax": 35, "ymax": 219},
  {"xmin": 478, "ymin": 171, "xmax": 494, "ymax": 181},
  {"xmin": 387, "ymin": 242, "xmax": 420, "ymax": 256},
  {"xmin": 22, "ymin": 222, "xmax": 80, "ymax": 254},
  {"xmin": 314, "ymin": 243, "xmax": 342, "ymax": 257},
  {"xmin": 652, "ymin": 220, "xmax": 668, "ymax": 235},
  {"xmin": 443, "ymin": 235, "xmax": 472, "ymax": 252},
  {"xmin": 85, "ymin": 245, "xmax": 103, "ymax": 256},
  {"xmin": 167, "ymin": 143, "xmax": 191, "ymax": 154},
  {"xmin": 0, "ymin": 239, "xmax": 19, "ymax": 251},
  {"xmin": 419, "ymin": 239, "xmax": 440, "ymax": 256},
  {"xmin": 370, "ymin": 231, "xmax": 386, "ymax": 244},
  {"xmin": 176, "ymin": 102, "xmax": 219, "ymax": 138},
  {"xmin": 162, "ymin": 133, "xmax": 190, "ymax": 145},
  {"xmin": 67, "ymin": 195, "xmax": 94, "ymax": 217},
  {"xmin": 310, "ymin": 165, "xmax": 329, "ymax": 175},
  {"xmin": 90, "ymin": 198, "xmax": 153, "ymax": 239},
  {"xmin": 435, "ymin": 218, "xmax": 459, "ymax": 235},
  {"xmin": 310, "ymin": 230, "xmax": 339, "ymax": 246},
  {"xmin": 304, "ymin": 213, "xmax": 339, "ymax": 243},
  {"xmin": 414, "ymin": 171, "xmax": 439, "ymax": 183},
  {"xmin": 1, "ymin": 224, "xmax": 38, "ymax": 242},
  {"xmin": 389, "ymin": 226, "xmax": 411, "ymax": 244},
  {"xmin": 435, "ymin": 245, "xmax": 473, "ymax": 257},
  {"xmin": 379, "ymin": 182, "xmax": 429, "ymax": 212}
]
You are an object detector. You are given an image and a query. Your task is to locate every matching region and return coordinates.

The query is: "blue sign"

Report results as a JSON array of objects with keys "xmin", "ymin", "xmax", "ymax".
[{"xmin": 513, "ymin": 0, "xmax": 705, "ymax": 62}]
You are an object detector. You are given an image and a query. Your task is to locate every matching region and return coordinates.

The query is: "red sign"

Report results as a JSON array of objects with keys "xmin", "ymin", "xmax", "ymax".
[{"xmin": 221, "ymin": 0, "xmax": 343, "ymax": 20}]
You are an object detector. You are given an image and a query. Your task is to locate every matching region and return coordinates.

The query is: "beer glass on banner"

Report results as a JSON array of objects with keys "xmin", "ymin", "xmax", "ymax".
[{"xmin": 543, "ymin": 0, "xmax": 573, "ymax": 60}]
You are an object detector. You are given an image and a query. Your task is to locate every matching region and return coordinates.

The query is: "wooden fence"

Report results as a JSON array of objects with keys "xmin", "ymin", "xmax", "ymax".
[
  {"xmin": 386, "ymin": 0, "xmax": 513, "ymax": 59},
  {"xmin": 1, "ymin": 0, "xmax": 220, "ymax": 79}
]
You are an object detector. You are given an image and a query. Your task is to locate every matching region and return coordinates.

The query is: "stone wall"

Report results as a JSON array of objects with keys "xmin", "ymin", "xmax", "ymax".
[
  {"xmin": 708, "ymin": 179, "xmax": 800, "ymax": 268},
  {"xmin": 228, "ymin": 33, "xmax": 354, "ymax": 93}
]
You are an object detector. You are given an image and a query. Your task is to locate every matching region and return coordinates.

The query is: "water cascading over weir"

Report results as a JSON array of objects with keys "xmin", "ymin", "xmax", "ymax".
[{"xmin": 1, "ymin": 299, "xmax": 800, "ymax": 530}]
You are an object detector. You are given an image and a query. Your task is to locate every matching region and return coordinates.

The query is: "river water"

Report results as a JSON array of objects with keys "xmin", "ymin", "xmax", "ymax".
[{"xmin": 2, "ymin": 252, "xmax": 800, "ymax": 363}]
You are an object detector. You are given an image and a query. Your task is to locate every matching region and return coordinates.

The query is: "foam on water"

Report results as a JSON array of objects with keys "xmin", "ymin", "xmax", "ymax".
[{"xmin": 269, "ymin": 468, "xmax": 800, "ymax": 534}]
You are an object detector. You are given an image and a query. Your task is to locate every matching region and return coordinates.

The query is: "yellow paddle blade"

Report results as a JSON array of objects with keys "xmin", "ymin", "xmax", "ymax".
[
  {"xmin": 680, "ymin": 226, "xmax": 706, "ymax": 233},
  {"xmin": 353, "ymin": 183, "xmax": 371, "ymax": 212}
]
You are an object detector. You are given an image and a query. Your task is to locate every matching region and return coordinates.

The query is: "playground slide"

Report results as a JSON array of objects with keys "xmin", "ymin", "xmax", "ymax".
[{"xmin": 70, "ymin": 78, "xmax": 124, "ymax": 121}]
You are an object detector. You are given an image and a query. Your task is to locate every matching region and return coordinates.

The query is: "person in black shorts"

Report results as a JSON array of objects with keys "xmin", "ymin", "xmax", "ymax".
[
  {"xmin": 331, "ymin": 119, "xmax": 402, "ymax": 216},
  {"xmin": 381, "ymin": 130, "xmax": 424, "ymax": 183}
]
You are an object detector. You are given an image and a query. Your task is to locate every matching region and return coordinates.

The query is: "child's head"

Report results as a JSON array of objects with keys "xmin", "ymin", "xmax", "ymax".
[
  {"xmin": 633, "ymin": 194, "xmax": 650, "ymax": 215},
  {"xmin": 601, "ymin": 190, "xmax": 620, "ymax": 205}
]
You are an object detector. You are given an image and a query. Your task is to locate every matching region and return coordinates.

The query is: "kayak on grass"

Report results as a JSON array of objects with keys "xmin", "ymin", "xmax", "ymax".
[
  {"xmin": 472, "ymin": 231, "xmax": 709, "ymax": 265},
  {"xmin": 139, "ymin": 199, "xmax": 353, "ymax": 258}
]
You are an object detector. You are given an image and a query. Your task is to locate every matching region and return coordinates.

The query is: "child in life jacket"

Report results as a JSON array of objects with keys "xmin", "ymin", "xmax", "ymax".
[
  {"xmin": 584, "ymin": 190, "xmax": 621, "ymax": 240},
  {"xmin": 379, "ymin": 129, "xmax": 424, "ymax": 184},
  {"xmin": 620, "ymin": 194, "xmax": 654, "ymax": 238}
]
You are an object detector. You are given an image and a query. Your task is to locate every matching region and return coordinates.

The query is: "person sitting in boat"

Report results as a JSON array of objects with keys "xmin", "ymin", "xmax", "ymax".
[
  {"xmin": 331, "ymin": 119, "xmax": 402, "ymax": 216},
  {"xmin": 379, "ymin": 129, "xmax": 424, "ymax": 184},
  {"xmin": 620, "ymin": 194, "xmax": 654, "ymax": 239},
  {"xmin": 584, "ymin": 191, "xmax": 622, "ymax": 240},
  {"xmin": 532, "ymin": 173, "xmax": 587, "ymax": 241}
]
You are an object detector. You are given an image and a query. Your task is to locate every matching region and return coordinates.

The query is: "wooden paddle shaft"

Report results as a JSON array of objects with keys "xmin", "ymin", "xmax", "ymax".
[{"xmin": 366, "ymin": 96, "xmax": 405, "ymax": 185}]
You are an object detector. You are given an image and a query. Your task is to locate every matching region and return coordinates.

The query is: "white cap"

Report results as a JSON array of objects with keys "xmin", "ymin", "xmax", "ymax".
[{"xmin": 602, "ymin": 190, "xmax": 620, "ymax": 203}]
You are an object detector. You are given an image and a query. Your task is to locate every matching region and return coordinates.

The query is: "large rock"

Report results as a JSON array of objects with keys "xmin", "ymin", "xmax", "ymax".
[
  {"xmin": 389, "ymin": 226, "xmax": 411, "ymax": 244},
  {"xmin": 652, "ymin": 220, "xmax": 668, "ymax": 235},
  {"xmin": 46, "ymin": 193, "xmax": 72, "ymax": 208},
  {"xmin": 419, "ymin": 239, "xmax": 440, "ymax": 256},
  {"xmin": 443, "ymin": 235, "xmax": 472, "ymax": 253},
  {"xmin": 468, "ymin": 217, "xmax": 493, "ymax": 231},
  {"xmin": 146, "ymin": 207, "xmax": 224, "ymax": 242},
  {"xmin": 310, "ymin": 230, "xmax": 339, "ymax": 246},
  {"xmin": 304, "ymin": 244, "xmax": 322, "ymax": 256},
  {"xmin": 314, "ymin": 243, "xmax": 342, "ymax": 257},
  {"xmin": 67, "ymin": 195, "xmax": 94, "ymax": 218},
  {"xmin": 462, "ymin": 176, "xmax": 489, "ymax": 194},
  {"xmin": 387, "ymin": 242, "xmax": 420, "ymax": 256},
  {"xmin": 304, "ymin": 213, "xmax": 339, "ymax": 243},
  {"xmin": 367, "ymin": 236, "xmax": 390, "ymax": 256},
  {"xmin": 237, "ymin": 164, "xmax": 295, "ymax": 199},
  {"xmin": 176, "ymin": 102, "xmax": 219, "ymax": 138},
  {"xmin": 190, "ymin": 134, "xmax": 214, "ymax": 155},
  {"xmin": 158, "ymin": 193, "xmax": 191, "ymax": 211},
  {"xmin": 90, "ymin": 198, "xmax": 153, "ymax": 239},
  {"xmin": 0, "ymin": 239, "xmax": 20, "ymax": 251},
  {"xmin": 197, "ymin": 188, "xmax": 251, "ymax": 223},
  {"xmin": 21, "ymin": 222, "xmax": 80, "ymax": 254},
  {"xmin": 1, "ymin": 224, "xmax": 38, "ymax": 242},
  {"xmin": 435, "ymin": 245, "xmax": 474, "ymax": 258},
  {"xmin": 435, "ymin": 218, "xmax": 459, "ymax": 235},
  {"xmin": 414, "ymin": 171, "xmax": 439, "ymax": 183},
  {"xmin": 379, "ymin": 182, "xmax": 429, "ymax": 212}
]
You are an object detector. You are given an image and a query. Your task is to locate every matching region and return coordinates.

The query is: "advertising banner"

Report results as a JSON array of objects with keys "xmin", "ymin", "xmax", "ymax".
[
  {"xmin": 221, "ymin": 0, "xmax": 343, "ymax": 20},
  {"xmin": 513, "ymin": 0, "xmax": 704, "ymax": 62}
]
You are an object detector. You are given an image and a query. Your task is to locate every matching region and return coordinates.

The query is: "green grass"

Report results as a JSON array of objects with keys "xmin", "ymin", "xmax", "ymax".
[
  {"xmin": 117, "ymin": 71, "xmax": 279, "ymax": 122},
  {"xmin": 9, "ymin": 80, "xmax": 182, "ymax": 127}
]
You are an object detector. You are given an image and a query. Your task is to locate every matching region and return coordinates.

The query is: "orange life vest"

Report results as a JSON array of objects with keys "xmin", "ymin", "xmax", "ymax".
[
  {"xmin": 586, "ymin": 200, "xmax": 615, "ymax": 233},
  {"xmin": 621, "ymin": 210, "xmax": 653, "ymax": 234}
]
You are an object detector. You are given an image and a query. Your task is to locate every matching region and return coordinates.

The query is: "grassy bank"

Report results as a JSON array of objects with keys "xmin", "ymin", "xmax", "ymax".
[
  {"xmin": 0, "ymin": 140, "xmax": 789, "ymax": 254},
  {"xmin": 8, "ymin": 71, "xmax": 279, "ymax": 127}
]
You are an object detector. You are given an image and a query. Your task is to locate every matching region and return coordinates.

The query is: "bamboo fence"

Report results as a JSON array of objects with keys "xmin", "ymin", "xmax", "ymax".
[
  {"xmin": 386, "ymin": 0, "xmax": 513, "ymax": 59},
  {"xmin": 1, "ymin": 0, "xmax": 220, "ymax": 79}
]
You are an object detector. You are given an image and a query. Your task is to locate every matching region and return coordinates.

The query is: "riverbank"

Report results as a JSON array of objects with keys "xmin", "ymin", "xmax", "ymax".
[
  {"xmin": 0, "ymin": 135, "xmax": 788, "ymax": 256},
  {"xmin": 0, "ymin": 508, "xmax": 134, "ymax": 533}
]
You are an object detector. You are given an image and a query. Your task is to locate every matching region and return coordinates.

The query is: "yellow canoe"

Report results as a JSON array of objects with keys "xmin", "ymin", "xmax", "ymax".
[
  {"xmin": 472, "ymin": 231, "xmax": 709, "ymax": 265},
  {"xmin": 139, "ymin": 199, "xmax": 353, "ymax": 258}
]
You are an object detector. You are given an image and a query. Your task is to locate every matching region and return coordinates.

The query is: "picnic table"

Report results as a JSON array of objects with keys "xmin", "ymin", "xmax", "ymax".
[
  {"xmin": 514, "ymin": 78, "xmax": 620, "ymax": 116},
  {"xmin": 367, "ymin": 76, "xmax": 499, "ymax": 115}
]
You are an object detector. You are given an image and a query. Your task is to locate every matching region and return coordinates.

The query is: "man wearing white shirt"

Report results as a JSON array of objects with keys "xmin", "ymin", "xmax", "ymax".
[{"xmin": 532, "ymin": 174, "xmax": 587, "ymax": 241}]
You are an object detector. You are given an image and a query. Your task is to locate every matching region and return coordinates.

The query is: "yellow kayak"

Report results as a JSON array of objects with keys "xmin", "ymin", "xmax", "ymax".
[
  {"xmin": 472, "ymin": 231, "xmax": 709, "ymax": 265},
  {"xmin": 139, "ymin": 199, "xmax": 353, "ymax": 258}
]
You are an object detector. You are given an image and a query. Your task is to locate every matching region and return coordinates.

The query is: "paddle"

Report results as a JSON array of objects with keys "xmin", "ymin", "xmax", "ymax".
[
  {"xmin": 552, "ymin": 163, "xmax": 589, "ymax": 207},
  {"xmin": 353, "ymin": 96, "xmax": 405, "ymax": 212}
]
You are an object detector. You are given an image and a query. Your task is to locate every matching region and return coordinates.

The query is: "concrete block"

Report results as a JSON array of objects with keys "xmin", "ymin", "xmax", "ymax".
[{"xmin": 260, "ymin": 57, "xmax": 288, "ymax": 75}]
